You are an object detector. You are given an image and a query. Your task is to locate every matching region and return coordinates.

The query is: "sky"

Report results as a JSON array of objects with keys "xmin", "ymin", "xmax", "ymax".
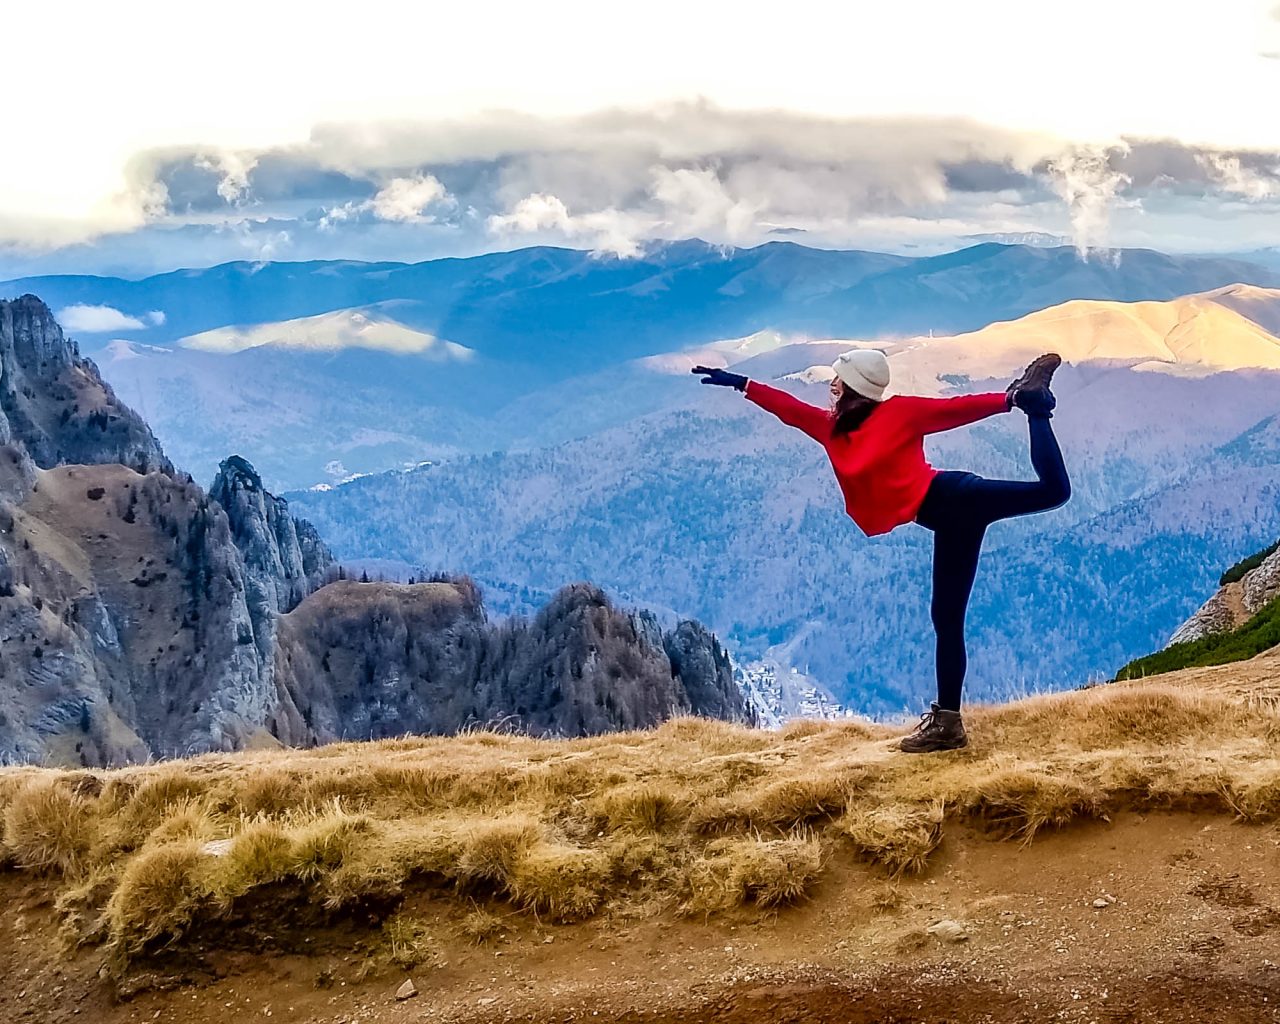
[{"xmin": 2, "ymin": 0, "xmax": 1278, "ymax": 277}]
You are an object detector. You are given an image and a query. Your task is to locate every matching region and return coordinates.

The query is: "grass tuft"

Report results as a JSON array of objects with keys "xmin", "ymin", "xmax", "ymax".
[
  {"xmin": 507, "ymin": 843, "xmax": 612, "ymax": 921},
  {"xmin": 690, "ymin": 772, "xmax": 861, "ymax": 833},
  {"xmin": 460, "ymin": 906, "xmax": 505, "ymax": 944},
  {"xmin": 836, "ymin": 802, "xmax": 944, "ymax": 876},
  {"xmin": 3, "ymin": 779, "xmax": 98, "ymax": 874},
  {"xmin": 684, "ymin": 835, "xmax": 823, "ymax": 914},
  {"xmin": 105, "ymin": 840, "xmax": 209, "ymax": 956},
  {"xmin": 954, "ymin": 768, "xmax": 1106, "ymax": 842},
  {"xmin": 457, "ymin": 817, "xmax": 542, "ymax": 887},
  {"xmin": 591, "ymin": 783, "xmax": 688, "ymax": 833},
  {"xmin": 381, "ymin": 913, "xmax": 441, "ymax": 969}
]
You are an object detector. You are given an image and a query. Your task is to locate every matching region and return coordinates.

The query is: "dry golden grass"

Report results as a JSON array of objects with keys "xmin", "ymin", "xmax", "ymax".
[
  {"xmin": 683, "ymin": 835, "xmax": 824, "ymax": 914},
  {"xmin": 835, "ymin": 801, "xmax": 944, "ymax": 876},
  {"xmin": 2, "ymin": 655, "xmax": 1279, "ymax": 966}
]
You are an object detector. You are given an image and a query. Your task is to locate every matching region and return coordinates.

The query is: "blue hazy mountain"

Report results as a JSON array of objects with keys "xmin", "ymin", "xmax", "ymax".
[
  {"xmin": 281, "ymin": 287, "xmax": 1280, "ymax": 713},
  {"xmin": 8, "ymin": 239, "xmax": 1279, "ymax": 490},
  {"xmin": 286, "ymin": 371, "xmax": 1280, "ymax": 714},
  {"xmin": 8, "ymin": 240, "xmax": 1280, "ymax": 715},
  {"xmin": 5, "ymin": 241, "xmax": 1277, "ymax": 372}
]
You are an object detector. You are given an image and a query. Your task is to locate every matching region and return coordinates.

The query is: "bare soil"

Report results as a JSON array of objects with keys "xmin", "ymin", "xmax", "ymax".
[{"xmin": 4, "ymin": 812, "xmax": 1278, "ymax": 1023}]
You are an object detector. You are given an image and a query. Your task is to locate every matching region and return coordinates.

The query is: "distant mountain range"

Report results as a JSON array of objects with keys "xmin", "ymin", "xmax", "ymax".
[
  {"xmin": 6, "ymin": 241, "xmax": 1276, "ymax": 358},
  {"xmin": 5, "ymin": 239, "xmax": 1278, "ymax": 490}
]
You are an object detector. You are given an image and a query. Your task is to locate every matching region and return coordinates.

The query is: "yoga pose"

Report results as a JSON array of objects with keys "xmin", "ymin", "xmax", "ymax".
[{"xmin": 692, "ymin": 350, "xmax": 1069, "ymax": 752}]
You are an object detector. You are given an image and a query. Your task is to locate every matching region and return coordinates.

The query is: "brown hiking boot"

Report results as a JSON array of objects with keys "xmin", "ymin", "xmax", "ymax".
[
  {"xmin": 1006, "ymin": 352, "xmax": 1062, "ymax": 406},
  {"xmin": 898, "ymin": 702, "xmax": 968, "ymax": 753}
]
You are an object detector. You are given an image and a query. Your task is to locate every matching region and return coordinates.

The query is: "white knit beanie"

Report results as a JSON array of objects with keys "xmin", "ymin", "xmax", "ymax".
[{"xmin": 831, "ymin": 348, "xmax": 890, "ymax": 401}]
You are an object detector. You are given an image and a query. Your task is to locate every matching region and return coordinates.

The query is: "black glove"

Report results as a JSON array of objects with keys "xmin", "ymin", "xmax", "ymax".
[{"xmin": 691, "ymin": 365, "xmax": 748, "ymax": 391}]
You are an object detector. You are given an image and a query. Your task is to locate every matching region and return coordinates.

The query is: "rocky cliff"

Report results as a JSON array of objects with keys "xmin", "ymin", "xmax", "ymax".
[
  {"xmin": 0, "ymin": 295, "xmax": 170, "ymax": 474},
  {"xmin": 1167, "ymin": 540, "xmax": 1280, "ymax": 646},
  {"xmin": 270, "ymin": 579, "xmax": 755, "ymax": 744},
  {"xmin": 0, "ymin": 297, "xmax": 750, "ymax": 764},
  {"xmin": 209, "ymin": 454, "xmax": 334, "ymax": 675},
  {"xmin": 0, "ymin": 462, "xmax": 277, "ymax": 763},
  {"xmin": 0, "ymin": 300, "xmax": 317, "ymax": 764}
]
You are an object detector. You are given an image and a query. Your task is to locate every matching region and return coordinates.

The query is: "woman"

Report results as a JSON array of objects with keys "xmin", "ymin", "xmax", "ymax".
[{"xmin": 691, "ymin": 349, "xmax": 1070, "ymax": 752}]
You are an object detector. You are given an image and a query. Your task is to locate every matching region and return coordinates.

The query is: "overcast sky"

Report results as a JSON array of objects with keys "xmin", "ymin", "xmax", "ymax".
[{"xmin": 2, "ymin": 0, "xmax": 1278, "ymax": 275}]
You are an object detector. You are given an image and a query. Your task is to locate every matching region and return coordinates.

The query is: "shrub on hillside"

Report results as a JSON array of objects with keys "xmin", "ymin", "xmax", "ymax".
[
  {"xmin": 1220, "ymin": 539, "xmax": 1280, "ymax": 586},
  {"xmin": 1116, "ymin": 595, "xmax": 1280, "ymax": 680}
]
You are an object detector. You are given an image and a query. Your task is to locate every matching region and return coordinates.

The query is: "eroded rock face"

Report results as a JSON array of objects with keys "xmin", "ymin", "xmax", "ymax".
[
  {"xmin": 209, "ymin": 456, "xmax": 333, "ymax": 618},
  {"xmin": 271, "ymin": 580, "xmax": 754, "ymax": 744},
  {"xmin": 0, "ymin": 296, "xmax": 170, "ymax": 474},
  {"xmin": 208, "ymin": 455, "xmax": 334, "ymax": 686},
  {"xmin": 1, "ymin": 465, "xmax": 272, "ymax": 764},
  {"xmin": 1168, "ymin": 544, "xmax": 1280, "ymax": 646},
  {"xmin": 664, "ymin": 619, "xmax": 752, "ymax": 724},
  {"xmin": 1240, "ymin": 547, "xmax": 1280, "ymax": 616}
]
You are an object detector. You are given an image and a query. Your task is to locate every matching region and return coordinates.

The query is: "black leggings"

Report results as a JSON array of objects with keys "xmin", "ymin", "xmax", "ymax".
[{"xmin": 914, "ymin": 415, "xmax": 1070, "ymax": 711}]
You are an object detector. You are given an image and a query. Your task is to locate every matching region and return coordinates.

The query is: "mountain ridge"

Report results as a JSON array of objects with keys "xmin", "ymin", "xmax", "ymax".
[{"xmin": 5, "ymin": 242, "xmax": 1277, "ymax": 359}]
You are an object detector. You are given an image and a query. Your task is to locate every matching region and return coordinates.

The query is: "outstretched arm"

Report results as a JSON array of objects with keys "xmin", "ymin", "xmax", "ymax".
[
  {"xmin": 895, "ymin": 393, "xmax": 1010, "ymax": 435},
  {"xmin": 742, "ymin": 380, "xmax": 832, "ymax": 443},
  {"xmin": 690, "ymin": 367, "xmax": 831, "ymax": 443}
]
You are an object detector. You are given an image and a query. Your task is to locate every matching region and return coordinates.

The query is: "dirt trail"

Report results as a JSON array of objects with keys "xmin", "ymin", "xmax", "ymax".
[{"xmin": 3, "ymin": 812, "xmax": 1279, "ymax": 1023}]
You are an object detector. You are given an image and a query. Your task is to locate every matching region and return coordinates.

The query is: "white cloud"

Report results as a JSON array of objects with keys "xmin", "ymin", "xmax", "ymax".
[
  {"xmin": 4, "ymin": 1, "xmax": 1280, "ymax": 260},
  {"xmin": 1046, "ymin": 145, "xmax": 1132, "ymax": 261},
  {"xmin": 9, "ymin": 102, "xmax": 1280, "ymax": 269},
  {"xmin": 55, "ymin": 304, "xmax": 147, "ymax": 332},
  {"xmin": 319, "ymin": 174, "xmax": 453, "ymax": 231},
  {"xmin": 487, "ymin": 193, "xmax": 652, "ymax": 258},
  {"xmin": 370, "ymin": 174, "xmax": 450, "ymax": 223},
  {"xmin": 488, "ymin": 192, "xmax": 573, "ymax": 233},
  {"xmin": 1199, "ymin": 153, "xmax": 1280, "ymax": 200},
  {"xmin": 194, "ymin": 151, "xmax": 258, "ymax": 205},
  {"xmin": 650, "ymin": 167, "xmax": 762, "ymax": 243},
  {"xmin": 146, "ymin": 310, "xmax": 166, "ymax": 326},
  {"xmin": 248, "ymin": 229, "xmax": 292, "ymax": 261}
]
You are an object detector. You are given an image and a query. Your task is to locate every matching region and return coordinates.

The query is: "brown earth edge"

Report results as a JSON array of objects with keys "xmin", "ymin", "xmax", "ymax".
[{"xmin": 3, "ymin": 812, "xmax": 1278, "ymax": 1024}]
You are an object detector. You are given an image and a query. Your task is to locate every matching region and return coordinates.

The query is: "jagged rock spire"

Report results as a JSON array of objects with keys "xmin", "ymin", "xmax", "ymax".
[{"xmin": 0, "ymin": 295, "xmax": 170, "ymax": 473}]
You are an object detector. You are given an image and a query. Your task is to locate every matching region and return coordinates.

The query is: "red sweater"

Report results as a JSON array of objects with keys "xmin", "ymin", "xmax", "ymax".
[{"xmin": 744, "ymin": 380, "xmax": 1010, "ymax": 536}]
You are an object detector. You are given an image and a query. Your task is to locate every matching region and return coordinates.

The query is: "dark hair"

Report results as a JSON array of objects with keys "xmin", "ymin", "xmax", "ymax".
[{"xmin": 831, "ymin": 386, "xmax": 881, "ymax": 437}]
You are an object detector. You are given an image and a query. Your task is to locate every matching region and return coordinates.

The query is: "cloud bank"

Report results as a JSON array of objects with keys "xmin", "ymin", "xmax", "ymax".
[
  {"xmin": 6, "ymin": 103, "xmax": 1280, "ymax": 275},
  {"xmin": 55, "ymin": 304, "xmax": 149, "ymax": 332}
]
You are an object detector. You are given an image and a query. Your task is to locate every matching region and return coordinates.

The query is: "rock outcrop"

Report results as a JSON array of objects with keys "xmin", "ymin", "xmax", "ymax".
[
  {"xmin": 0, "ymin": 300, "xmax": 316, "ymax": 764},
  {"xmin": 0, "ymin": 296, "xmax": 750, "ymax": 764},
  {"xmin": 270, "ymin": 578, "xmax": 488, "ymax": 743},
  {"xmin": 209, "ymin": 455, "xmax": 334, "ymax": 676},
  {"xmin": 209, "ymin": 456, "xmax": 333, "ymax": 617},
  {"xmin": 0, "ymin": 296, "xmax": 170, "ymax": 474},
  {"xmin": 663, "ymin": 618, "xmax": 751, "ymax": 723},
  {"xmin": 1168, "ymin": 541, "xmax": 1280, "ymax": 646},
  {"xmin": 270, "ymin": 580, "xmax": 755, "ymax": 744}
]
